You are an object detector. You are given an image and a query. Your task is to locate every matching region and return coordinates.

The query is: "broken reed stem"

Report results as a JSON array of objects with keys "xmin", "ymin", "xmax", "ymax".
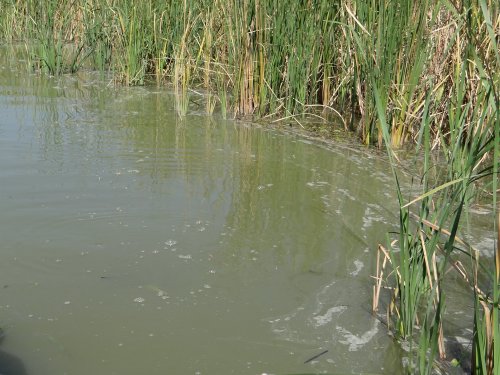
[
  {"xmin": 372, "ymin": 244, "xmax": 394, "ymax": 313},
  {"xmin": 410, "ymin": 212, "xmax": 481, "ymax": 253}
]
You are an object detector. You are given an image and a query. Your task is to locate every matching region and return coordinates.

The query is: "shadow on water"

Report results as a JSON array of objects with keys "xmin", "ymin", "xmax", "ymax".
[
  {"xmin": 0, "ymin": 332, "xmax": 28, "ymax": 375},
  {"xmin": 0, "ymin": 350, "xmax": 28, "ymax": 375}
]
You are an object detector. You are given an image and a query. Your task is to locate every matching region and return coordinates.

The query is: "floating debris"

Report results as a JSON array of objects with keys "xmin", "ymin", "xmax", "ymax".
[{"xmin": 304, "ymin": 349, "xmax": 329, "ymax": 364}]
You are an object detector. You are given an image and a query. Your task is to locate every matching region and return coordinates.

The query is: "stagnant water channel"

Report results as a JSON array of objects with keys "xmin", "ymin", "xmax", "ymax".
[{"xmin": 0, "ymin": 54, "xmax": 494, "ymax": 374}]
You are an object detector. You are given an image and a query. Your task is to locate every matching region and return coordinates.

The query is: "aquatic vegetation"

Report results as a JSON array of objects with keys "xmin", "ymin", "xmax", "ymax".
[
  {"xmin": 372, "ymin": 12, "xmax": 499, "ymax": 371},
  {"xmin": 0, "ymin": 0, "xmax": 498, "ymax": 373},
  {"xmin": 0, "ymin": 0, "xmax": 496, "ymax": 146}
]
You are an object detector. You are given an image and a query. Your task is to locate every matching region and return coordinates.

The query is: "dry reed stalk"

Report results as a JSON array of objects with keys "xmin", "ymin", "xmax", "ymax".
[
  {"xmin": 373, "ymin": 244, "xmax": 388, "ymax": 312},
  {"xmin": 238, "ymin": 16, "xmax": 255, "ymax": 116},
  {"xmin": 410, "ymin": 212, "xmax": 481, "ymax": 252},
  {"xmin": 415, "ymin": 212, "xmax": 495, "ymax": 302},
  {"xmin": 372, "ymin": 243, "xmax": 399, "ymax": 313},
  {"xmin": 431, "ymin": 250, "xmax": 446, "ymax": 359}
]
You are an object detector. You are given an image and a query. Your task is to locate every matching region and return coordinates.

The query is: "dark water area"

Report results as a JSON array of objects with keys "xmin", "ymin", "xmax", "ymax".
[{"xmin": 0, "ymin": 49, "xmax": 494, "ymax": 374}]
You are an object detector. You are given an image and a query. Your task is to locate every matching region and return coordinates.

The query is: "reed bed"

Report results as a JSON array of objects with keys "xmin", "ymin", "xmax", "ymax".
[
  {"xmin": 0, "ymin": 0, "xmax": 496, "ymax": 144},
  {"xmin": 0, "ymin": 0, "xmax": 499, "ymax": 373},
  {"xmin": 372, "ymin": 6, "xmax": 499, "ymax": 370}
]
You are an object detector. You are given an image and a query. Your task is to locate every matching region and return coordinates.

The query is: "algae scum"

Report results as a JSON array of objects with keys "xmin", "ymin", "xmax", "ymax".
[{"xmin": 0, "ymin": 63, "xmax": 489, "ymax": 374}]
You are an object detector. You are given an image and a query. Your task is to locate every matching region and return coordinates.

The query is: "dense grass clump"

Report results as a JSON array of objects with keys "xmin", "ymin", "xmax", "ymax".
[{"xmin": 370, "ymin": 2, "xmax": 499, "ymax": 372}]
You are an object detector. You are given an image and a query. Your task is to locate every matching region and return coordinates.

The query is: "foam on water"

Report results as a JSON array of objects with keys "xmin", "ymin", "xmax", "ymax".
[
  {"xmin": 336, "ymin": 319, "xmax": 379, "ymax": 351},
  {"xmin": 349, "ymin": 260, "xmax": 364, "ymax": 276},
  {"xmin": 312, "ymin": 305, "xmax": 348, "ymax": 327}
]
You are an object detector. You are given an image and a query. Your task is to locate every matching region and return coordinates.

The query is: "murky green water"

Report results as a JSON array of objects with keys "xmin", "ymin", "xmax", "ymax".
[{"xmin": 0, "ymin": 52, "xmax": 490, "ymax": 374}]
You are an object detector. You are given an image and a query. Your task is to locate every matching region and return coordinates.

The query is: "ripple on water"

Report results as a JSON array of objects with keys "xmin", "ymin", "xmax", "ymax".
[{"xmin": 361, "ymin": 204, "xmax": 387, "ymax": 230}]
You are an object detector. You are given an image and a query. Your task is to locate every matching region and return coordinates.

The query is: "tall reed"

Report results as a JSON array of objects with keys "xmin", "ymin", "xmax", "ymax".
[
  {"xmin": 372, "ymin": 1, "xmax": 499, "ymax": 371},
  {"xmin": 1, "ymin": 0, "xmax": 497, "ymax": 143}
]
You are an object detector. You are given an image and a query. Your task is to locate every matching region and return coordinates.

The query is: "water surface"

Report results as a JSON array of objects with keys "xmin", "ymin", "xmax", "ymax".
[{"xmin": 1, "ymin": 55, "xmax": 481, "ymax": 374}]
